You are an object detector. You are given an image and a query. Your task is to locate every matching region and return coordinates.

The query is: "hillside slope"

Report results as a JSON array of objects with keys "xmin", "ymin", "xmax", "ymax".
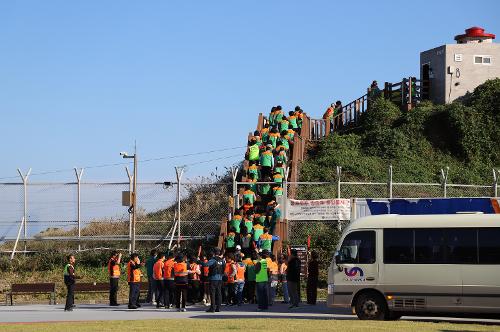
[{"xmin": 300, "ymin": 79, "xmax": 500, "ymax": 185}]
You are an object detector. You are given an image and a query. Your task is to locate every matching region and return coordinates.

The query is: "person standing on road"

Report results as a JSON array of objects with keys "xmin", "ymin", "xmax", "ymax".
[
  {"xmin": 108, "ymin": 251, "xmax": 122, "ymax": 306},
  {"xmin": 64, "ymin": 254, "xmax": 78, "ymax": 312},
  {"xmin": 173, "ymin": 254, "xmax": 189, "ymax": 312},
  {"xmin": 127, "ymin": 253, "xmax": 143, "ymax": 309},
  {"xmin": 206, "ymin": 248, "xmax": 225, "ymax": 313},
  {"xmin": 279, "ymin": 254, "xmax": 290, "ymax": 304},
  {"xmin": 163, "ymin": 252, "xmax": 176, "ymax": 308},
  {"xmin": 255, "ymin": 250, "xmax": 270, "ymax": 311},
  {"xmin": 287, "ymin": 249, "xmax": 301, "ymax": 308},
  {"xmin": 307, "ymin": 251, "xmax": 319, "ymax": 305},
  {"xmin": 153, "ymin": 252, "xmax": 165, "ymax": 308},
  {"xmin": 145, "ymin": 250, "xmax": 158, "ymax": 304}
]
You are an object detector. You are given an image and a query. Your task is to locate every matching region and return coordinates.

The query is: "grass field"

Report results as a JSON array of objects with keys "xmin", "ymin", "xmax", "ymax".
[{"xmin": 1, "ymin": 319, "xmax": 499, "ymax": 332}]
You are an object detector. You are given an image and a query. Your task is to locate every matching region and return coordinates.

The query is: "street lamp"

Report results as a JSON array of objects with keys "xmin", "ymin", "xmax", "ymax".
[{"xmin": 121, "ymin": 151, "xmax": 137, "ymax": 252}]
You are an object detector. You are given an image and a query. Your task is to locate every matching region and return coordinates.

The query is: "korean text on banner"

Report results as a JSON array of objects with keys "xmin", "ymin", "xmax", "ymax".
[{"xmin": 287, "ymin": 199, "xmax": 351, "ymax": 221}]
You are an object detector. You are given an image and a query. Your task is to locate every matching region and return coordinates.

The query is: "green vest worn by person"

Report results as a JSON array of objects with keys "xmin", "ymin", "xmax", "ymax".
[
  {"xmin": 273, "ymin": 186, "xmax": 283, "ymax": 197},
  {"xmin": 280, "ymin": 120, "xmax": 289, "ymax": 132},
  {"xmin": 243, "ymin": 190, "xmax": 255, "ymax": 205},
  {"xmin": 248, "ymin": 165, "xmax": 259, "ymax": 179},
  {"xmin": 64, "ymin": 263, "xmax": 73, "ymax": 276},
  {"xmin": 289, "ymin": 116, "xmax": 298, "ymax": 129},
  {"xmin": 275, "ymin": 112, "xmax": 283, "ymax": 123},
  {"xmin": 255, "ymin": 259, "xmax": 268, "ymax": 283},
  {"xmin": 230, "ymin": 215, "xmax": 242, "ymax": 233},
  {"xmin": 259, "ymin": 183, "xmax": 271, "ymax": 195},
  {"xmin": 244, "ymin": 219, "xmax": 253, "ymax": 234},
  {"xmin": 260, "ymin": 233, "xmax": 273, "ymax": 251},
  {"xmin": 275, "ymin": 166, "xmax": 285, "ymax": 178},
  {"xmin": 279, "ymin": 137, "xmax": 290, "ymax": 150},
  {"xmin": 248, "ymin": 144, "xmax": 260, "ymax": 161},
  {"xmin": 260, "ymin": 151, "xmax": 273, "ymax": 167},
  {"xmin": 253, "ymin": 224, "xmax": 264, "ymax": 241},
  {"xmin": 247, "ymin": 263, "xmax": 256, "ymax": 282},
  {"xmin": 226, "ymin": 232, "xmax": 236, "ymax": 248}
]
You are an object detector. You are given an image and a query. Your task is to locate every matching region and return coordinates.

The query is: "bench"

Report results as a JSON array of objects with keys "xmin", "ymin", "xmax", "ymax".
[
  {"xmin": 74, "ymin": 282, "xmax": 109, "ymax": 293},
  {"xmin": 6, "ymin": 283, "xmax": 56, "ymax": 305}
]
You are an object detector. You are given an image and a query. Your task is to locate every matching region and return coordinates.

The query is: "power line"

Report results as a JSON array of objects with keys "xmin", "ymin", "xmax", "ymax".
[{"xmin": 0, "ymin": 145, "xmax": 246, "ymax": 180}]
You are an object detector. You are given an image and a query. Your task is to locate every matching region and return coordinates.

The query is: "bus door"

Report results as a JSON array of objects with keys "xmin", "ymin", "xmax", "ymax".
[{"xmin": 335, "ymin": 230, "xmax": 378, "ymax": 303}]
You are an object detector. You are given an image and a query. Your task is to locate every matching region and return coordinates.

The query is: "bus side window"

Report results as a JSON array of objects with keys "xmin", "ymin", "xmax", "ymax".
[{"xmin": 340, "ymin": 231, "xmax": 376, "ymax": 264}]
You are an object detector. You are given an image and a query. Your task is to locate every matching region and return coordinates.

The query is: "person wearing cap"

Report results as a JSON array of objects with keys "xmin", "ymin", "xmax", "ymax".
[{"xmin": 234, "ymin": 255, "xmax": 246, "ymax": 306}]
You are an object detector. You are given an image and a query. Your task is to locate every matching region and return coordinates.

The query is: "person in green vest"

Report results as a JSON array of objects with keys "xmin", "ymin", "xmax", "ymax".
[
  {"xmin": 288, "ymin": 111, "xmax": 298, "ymax": 130},
  {"xmin": 275, "ymin": 148, "xmax": 288, "ymax": 165},
  {"xmin": 273, "ymin": 171, "xmax": 284, "ymax": 186},
  {"xmin": 272, "ymin": 185, "xmax": 283, "ymax": 198},
  {"xmin": 247, "ymin": 161, "xmax": 260, "ymax": 181},
  {"xmin": 278, "ymin": 131, "xmax": 291, "ymax": 151},
  {"xmin": 259, "ymin": 145, "xmax": 274, "ymax": 180},
  {"xmin": 269, "ymin": 201, "xmax": 282, "ymax": 235},
  {"xmin": 274, "ymin": 106, "xmax": 284, "ymax": 124},
  {"xmin": 268, "ymin": 106, "xmax": 277, "ymax": 126},
  {"xmin": 267, "ymin": 129, "xmax": 280, "ymax": 149},
  {"xmin": 244, "ymin": 252, "xmax": 257, "ymax": 303},
  {"xmin": 259, "ymin": 228, "xmax": 273, "ymax": 252},
  {"xmin": 253, "ymin": 222, "xmax": 265, "ymax": 242},
  {"xmin": 255, "ymin": 251, "xmax": 270, "ymax": 310},
  {"xmin": 225, "ymin": 228, "xmax": 237, "ymax": 252},
  {"xmin": 230, "ymin": 212, "xmax": 243, "ymax": 234},
  {"xmin": 295, "ymin": 107, "xmax": 304, "ymax": 135},
  {"xmin": 259, "ymin": 176, "xmax": 272, "ymax": 205},
  {"xmin": 242, "ymin": 185, "xmax": 256, "ymax": 206},
  {"xmin": 246, "ymin": 174, "xmax": 258, "ymax": 194},
  {"xmin": 275, "ymin": 162, "xmax": 285, "ymax": 178},
  {"xmin": 243, "ymin": 210, "xmax": 254, "ymax": 235},
  {"xmin": 287, "ymin": 128, "xmax": 295, "ymax": 141},
  {"xmin": 279, "ymin": 117, "xmax": 289, "ymax": 132},
  {"xmin": 261, "ymin": 123, "xmax": 270, "ymax": 143},
  {"xmin": 247, "ymin": 139, "xmax": 260, "ymax": 163},
  {"xmin": 64, "ymin": 254, "xmax": 78, "ymax": 311}
]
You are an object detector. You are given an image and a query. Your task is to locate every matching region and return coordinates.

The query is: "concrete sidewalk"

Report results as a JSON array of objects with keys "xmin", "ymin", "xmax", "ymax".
[{"xmin": 1, "ymin": 302, "xmax": 500, "ymax": 326}]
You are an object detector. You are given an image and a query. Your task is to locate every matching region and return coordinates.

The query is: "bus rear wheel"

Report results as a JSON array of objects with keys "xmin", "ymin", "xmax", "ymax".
[{"xmin": 355, "ymin": 292, "xmax": 387, "ymax": 320}]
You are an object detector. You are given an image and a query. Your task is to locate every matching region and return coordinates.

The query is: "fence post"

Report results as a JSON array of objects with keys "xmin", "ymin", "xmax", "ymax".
[
  {"xmin": 10, "ymin": 217, "xmax": 25, "ymax": 260},
  {"xmin": 493, "ymin": 169, "xmax": 499, "ymax": 198},
  {"xmin": 17, "ymin": 168, "xmax": 31, "ymax": 253},
  {"xmin": 388, "ymin": 165, "xmax": 393, "ymax": 199},
  {"xmin": 175, "ymin": 166, "xmax": 185, "ymax": 247},
  {"xmin": 336, "ymin": 166, "xmax": 342, "ymax": 199},
  {"xmin": 74, "ymin": 168, "xmax": 84, "ymax": 252},
  {"xmin": 125, "ymin": 167, "xmax": 134, "ymax": 253},
  {"xmin": 441, "ymin": 167, "xmax": 449, "ymax": 198},
  {"xmin": 231, "ymin": 167, "xmax": 239, "ymax": 212}
]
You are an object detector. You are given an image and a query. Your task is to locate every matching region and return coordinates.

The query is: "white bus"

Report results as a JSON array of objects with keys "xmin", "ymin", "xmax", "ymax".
[{"xmin": 327, "ymin": 214, "xmax": 500, "ymax": 320}]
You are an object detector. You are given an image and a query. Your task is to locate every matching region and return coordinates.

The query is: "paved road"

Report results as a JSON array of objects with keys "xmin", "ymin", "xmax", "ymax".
[{"xmin": 1, "ymin": 302, "xmax": 500, "ymax": 326}]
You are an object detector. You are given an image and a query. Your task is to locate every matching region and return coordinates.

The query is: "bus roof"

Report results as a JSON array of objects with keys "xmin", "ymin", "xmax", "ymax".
[{"xmin": 347, "ymin": 213, "xmax": 500, "ymax": 231}]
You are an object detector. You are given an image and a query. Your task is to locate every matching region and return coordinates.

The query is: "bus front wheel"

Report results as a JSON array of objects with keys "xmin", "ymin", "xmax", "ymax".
[{"xmin": 355, "ymin": 292, "xmax": 387, "ymax": 320}]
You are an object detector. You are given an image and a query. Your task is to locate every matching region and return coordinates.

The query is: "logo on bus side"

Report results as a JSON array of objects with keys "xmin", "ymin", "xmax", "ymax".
[
  {"xmin": 344, "ymin": 267, "xmax": 364, "ymax": 277},
  {"xmin": 343, "ymin": 267, "xmax": 365, "ymax": 282}
]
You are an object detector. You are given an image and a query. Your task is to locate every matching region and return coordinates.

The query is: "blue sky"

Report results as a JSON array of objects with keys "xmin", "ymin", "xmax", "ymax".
[{"xmin": 1, "ymin": 1, "xmax": 499, "ymax": 182}]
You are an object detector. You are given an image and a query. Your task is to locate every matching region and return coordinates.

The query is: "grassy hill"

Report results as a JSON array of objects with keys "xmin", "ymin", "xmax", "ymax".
[{"xmin": 300, "ymin": 79, "xmax": 500, "ymax": 185}]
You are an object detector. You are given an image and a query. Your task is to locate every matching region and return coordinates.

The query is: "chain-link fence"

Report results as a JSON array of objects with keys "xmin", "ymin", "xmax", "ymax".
[{"xmin": 1, "ymin": 173, "xmax": 498, "ymax": 253}]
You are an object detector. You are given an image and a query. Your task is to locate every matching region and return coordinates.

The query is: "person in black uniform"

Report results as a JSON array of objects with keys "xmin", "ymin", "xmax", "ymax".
[
  {"xmin": 306, "ymin": 251, "xmax": 319, "ymax": 305},
  {"xmin": 64, "ymin": 254, "xmax": 77, "ymax": 311}
]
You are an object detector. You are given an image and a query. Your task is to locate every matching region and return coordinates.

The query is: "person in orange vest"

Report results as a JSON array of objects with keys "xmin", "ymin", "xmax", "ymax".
[
  {"xmin": 188, "ymin": 256, "xmax": 201, "ymax": 305},
  {"xmin": 108, "ymin": 251, "xmax": 122, "ymax": 306},
  {"xmin": 173, "ymin": 254, "xmax": 189, "ymax": 312},
  {"xmin": 153, "ymin": 252, "xmax": 165, "ymax": 308},
  {"xmin": 200, "ymin": 255, "xmax": 211, "ymax": 306},
  {"xmin": 224, "ymin": 253, "xmax": 237, "ymax": 306},
  {"xmin": 234, "ymin": 256, "xmax": 246, "ymax": 306},
  {"xmin": 279, "ymin": 254, "xmax": 290, "ymax": 304},
  {"xmin": 162, "ymin": 252, "xmax": 175, "ymax": 308},
  {"xmin": 268, "ymin": 254, "xmax": 279, "ymax": 306},
  {"xmin": 127, "ymin": 253, "xmax": 143, "ymax": 309}
]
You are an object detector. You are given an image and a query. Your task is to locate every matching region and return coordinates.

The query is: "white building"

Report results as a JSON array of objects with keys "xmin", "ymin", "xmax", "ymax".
[{"xmin": 420, "ymin": 27, "xmax": 500, "ymax": 104}]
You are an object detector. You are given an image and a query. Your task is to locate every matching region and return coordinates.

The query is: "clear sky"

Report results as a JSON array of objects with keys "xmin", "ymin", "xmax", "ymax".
[{"xmin": 1, "ymin": 1, "xmax": 499, "ymax": 182}]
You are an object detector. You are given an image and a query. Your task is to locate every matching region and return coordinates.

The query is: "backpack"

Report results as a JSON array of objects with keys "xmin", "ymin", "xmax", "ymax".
[{"xmin": 209, "ymin": 257, "xmax": 225, "ymax": 277}]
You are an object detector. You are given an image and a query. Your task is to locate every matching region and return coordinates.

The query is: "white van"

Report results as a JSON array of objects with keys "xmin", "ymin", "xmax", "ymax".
[{"xmin": 327, "ymin": 214, "xmax": 500, "ymax": 320}]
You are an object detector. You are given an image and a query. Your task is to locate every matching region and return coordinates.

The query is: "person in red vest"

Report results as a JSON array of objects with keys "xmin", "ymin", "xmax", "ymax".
[
  {"xmin": 173, "ymin": 254, "xmax": 190, "ymax": 312},
  {"xmin": 127, "ymin": 253, "xmax": 143, "ymax": 309},
  {"xmin": 108, "ymin": 251, "xmax": 122, "ymax": 306},
  {"xmin": 153, "ymin": 252, "xmax": 165, "ymax": 308}
]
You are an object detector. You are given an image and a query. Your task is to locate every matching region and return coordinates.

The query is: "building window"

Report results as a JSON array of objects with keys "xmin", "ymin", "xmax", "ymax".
[{"xmin": 474, "ymin": 55, "xmax": 492, "ymax": 65}]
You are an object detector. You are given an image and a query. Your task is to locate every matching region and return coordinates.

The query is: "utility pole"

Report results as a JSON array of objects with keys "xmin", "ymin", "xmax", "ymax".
[{"xmin": 121, "ymin": 142, "xmax": 138, "ymax": 252}]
